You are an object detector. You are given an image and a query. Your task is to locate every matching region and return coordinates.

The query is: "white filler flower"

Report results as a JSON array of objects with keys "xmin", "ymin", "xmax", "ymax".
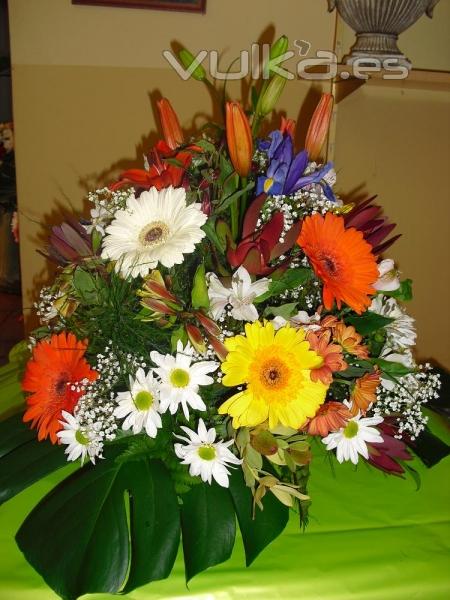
[
  {"xmin": 207, "ymin": 266, "xmax": 270, "ymax": 321},
  {"xmin": 151, "ymin": 341, "xmax": 218, "ymax": 419},
  {"xmin": 322, "ymin": 409, "xmax": 383, "ymax": 465},
  {"xmin": 57, "ymin": 411, "xmax": 101, "ymax": 464},
  {"xmin": 101, "ymin": 186, "xmax": 207, "ymax": 278},
  {"xmin": 114, "ymin": 368, "xmax": 162, "ymax": 437},
  {"xmin": 174, "ymin": 418, "xmax": 242, "ymax": 487}
]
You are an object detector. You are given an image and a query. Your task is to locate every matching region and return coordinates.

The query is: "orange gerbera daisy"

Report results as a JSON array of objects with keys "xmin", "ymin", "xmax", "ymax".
[
  {"xmin": 306, "ymin": 401, "xmax": 352, "ymax": 437},
  {"xmin": 22, "ymin": 332, "xmax": 98, "ymax": 444},
  {"xmin": 297, "ymin": 213, "xmax": 378, "ymax": 314},
  {"xmin": 306, "ymin": 329, "xmax": 348, "ymax": 385},
  {"xmin": 350, "ymin": 370, "xmax": 381, "ymax": 416}
]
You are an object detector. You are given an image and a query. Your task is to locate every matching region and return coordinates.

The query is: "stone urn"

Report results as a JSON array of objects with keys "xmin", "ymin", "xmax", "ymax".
[{"xmin": 327, "ymin": 0, "xmax": 441, "ymax": 68}]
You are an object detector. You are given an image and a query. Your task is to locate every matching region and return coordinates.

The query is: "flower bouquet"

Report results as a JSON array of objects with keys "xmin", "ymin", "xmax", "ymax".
[{"xmin": 1, "ymin": 36, "xmax": 447, "ymax": 600}]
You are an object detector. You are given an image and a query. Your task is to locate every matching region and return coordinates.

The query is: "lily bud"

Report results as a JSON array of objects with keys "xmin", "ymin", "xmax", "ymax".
[
  {"xmin": 257, "ymin": 74, "xmax": 287, "ymax": 116},
  {"xmin": 269, "ymin": 35, "xmax": 289, "ymax": 63},
  {"xmin": 305, "ymin": 93, "xmax": 334, "ymax": 161},
  {"xmin": 225, "ymin": 102, "xmax": 253, "ymax": 177},
  {"xmin": 185, "ymin": 323, "xmax": 207, "ymax": 354},
  {"xmin": 280, "ymin": 116, "xmax": 296, "ymax": 139},
  {"xmin": 157, "ymin": 98, "xmax": 184, "ymax": 150},
  {"xmin": 178, "ymin": 48, "xmax": 207, "ymax": 81}
]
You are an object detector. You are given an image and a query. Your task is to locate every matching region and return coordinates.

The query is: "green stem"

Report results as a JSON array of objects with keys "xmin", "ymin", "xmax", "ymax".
[
  {"xmin": 239, "ymin": 176, "xmax": 248, "ymax": 229},
  {"xmin": 230, "ymin": 200, "xmax": 239, "ymax": 241}
]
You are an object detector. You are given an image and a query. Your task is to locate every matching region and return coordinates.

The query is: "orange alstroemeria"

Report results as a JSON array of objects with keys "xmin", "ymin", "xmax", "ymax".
[
  {"xmin": 305, "ymin": 93, "xmax": 333, "ymax": 161},
  {"xmin": 225, "ymin": 101, "xmax": 253, "ymax": 177},
  {"xmin": 306, "ymin": 401, "xmax": 352, "ymax": 437},
  {"xmin": 307, "ymin": 329, "xmax": 348, "ymax": 385},
  {"xmin": 333, "ymin": 322, "xmax": 369, "ymax": 360},
  {"xmin": 350, "ymin": 371, "xmax": 381, "ymax": 416},
  {"xmin": 157, "ymin": 98, "xmax": 184, "ymax": 150}
]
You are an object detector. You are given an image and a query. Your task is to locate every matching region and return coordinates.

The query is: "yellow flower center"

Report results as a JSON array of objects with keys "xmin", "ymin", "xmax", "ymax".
[
  {"xmin": 133, "ymin": 390, "xmax": 154, "ymax": 411},
  {"xmin": 170, "ymin": 368, "xmax": 190, "ymax": 388},
  {"xmin": 259, "ymin": 357, "xmax": 290, "ymax": 391},
  {"xmin": 75, "ymin": 429, "xmax": 90, "ymax": 445},
  {"xmin": 139, "ymin": 221, "xmax": 169, "ymax": 247},
  {"xmin": 343, "ymin": 420, "xmax": 359, "ymax": 439},
  {"xmin": 197, "ymin": 445, "xmax": 216, "ymax": 461}
]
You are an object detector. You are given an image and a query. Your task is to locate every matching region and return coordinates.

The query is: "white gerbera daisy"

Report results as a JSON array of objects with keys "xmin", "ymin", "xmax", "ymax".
[
  {"xmin": 322, "ymin": 410, "xmax": 383, "ymax": 465},
  {"xmin": 174, "ymin": 418, "xmax": 242, "ymax": 487},
  {"xmin": 57, "ymin": 411, "xmax": 101, "ymax": 464},
  {"xmin": 113, "ymin": 368, "xmax": 162, "ymax": 437},
  {"xmin": 101, "ymin": 186, "xmax": 207, "ymax": 278},
  {"xmin": 207, "ymin": 266, "xmax": 270, "ymax": 322},
  {"xmin": 150, "ymin": 341, "xmax": 218, "ymax": 419}
]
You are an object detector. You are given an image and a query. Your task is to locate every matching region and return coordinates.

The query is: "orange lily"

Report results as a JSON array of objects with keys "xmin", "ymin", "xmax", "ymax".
[
  {"xmin": 305, "ymin": 93, "xmax": 333, "ymax": 161},
  {"xmin": 225, "ymin": 101, "xmax": 253, "ymax": 177},
  {"xmin": 157, "ymin": 98, "xmax": 184, "ymax": 150},
  {"xmin": 280, "ymin": 116, "xmax": 296, "ymax": 139}
]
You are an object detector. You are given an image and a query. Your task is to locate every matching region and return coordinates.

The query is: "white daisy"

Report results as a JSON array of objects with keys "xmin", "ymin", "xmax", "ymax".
[
  {"xmin": 174, "ymin": 419, "xmax": 242, "ymax": 487},
  {"xmin": 322, "ymin": 409, "xmax": 384, "ymax": 465},
  {"xmin": 57, "ymin": 411, "xmax": 101, "ymax": 464},
  {"xmin": 207, "ymin": 266, "xmax": 270, "ymax": 321},
  {"xmin": 150, "ymin": 341, "xmax": 218, "ymax": 419},
  {"xmin": 113, "ymin": 368, "xmax": 162, "ymax": 437},
  {"xmin": 101, "ymin": 186, "xmax": 207, "ymax": 278},
  {"xmin": 370, "ymin": 295, "xmax": 416, "ymax": 350}
]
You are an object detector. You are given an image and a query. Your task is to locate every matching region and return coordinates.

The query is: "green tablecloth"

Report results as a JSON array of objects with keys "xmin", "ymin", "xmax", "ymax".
[{"xmin": 1, "ymin": 431, "xmax": 449, "ymax": 600}]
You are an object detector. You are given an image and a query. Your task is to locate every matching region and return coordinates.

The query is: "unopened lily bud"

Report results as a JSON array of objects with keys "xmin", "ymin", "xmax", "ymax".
[
  {"xmin": 257, "ymin": 74, "xmax": 287, "ymax": 116},
  {"xmin": 225, "ymin": 101, "xmax": 253, "ymax": 177},
  {"xmin": 305, "ymin": 93, "xmax": 334, "ymax": 161},
  {"xmin": 179, "ymin": 48, "xmax": 207, "ymax": 81},
  {"xmin": 157, "ymin": 98, "xmax": 184, "ymax": 150},
  {"xmin": 269, "ymin": 35, "xmax": 289, "ymax": 63}
]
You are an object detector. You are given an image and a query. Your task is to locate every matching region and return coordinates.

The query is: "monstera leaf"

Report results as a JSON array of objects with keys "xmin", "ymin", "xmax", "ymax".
[
  {"xmin": 14, "ymin": 449, "xmax": 291, "ymax": 600},
  {"xmin": 16, "ymin": 458, "xmax": 180, "ymax": 600}
]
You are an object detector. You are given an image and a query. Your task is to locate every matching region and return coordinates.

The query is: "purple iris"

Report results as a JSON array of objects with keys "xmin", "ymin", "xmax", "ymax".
[{"xmin": 257, "ymin": 130, "xmax": 336, "ymax": 200}]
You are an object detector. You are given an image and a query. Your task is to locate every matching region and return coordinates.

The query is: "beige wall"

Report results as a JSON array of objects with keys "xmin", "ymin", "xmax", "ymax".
[{"xmin": 8, "ymin": 0, "xmax": 450, "ymax": 367}]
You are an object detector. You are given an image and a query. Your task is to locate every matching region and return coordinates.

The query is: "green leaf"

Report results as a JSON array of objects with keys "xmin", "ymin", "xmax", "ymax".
[
  {"xmin": 216, "ymin": 180, "xmax": 255, "ymax": 214},
  {"xmin": 0, "ymin": 411, "xmax": 34, "ymax": 459},
  {"xmin": 16, "ymin": 458, "xmax": 180, "ymax": 600},
  {"xmin": 264, "ymin": 302, "xmax": 298, "ymax": 320},
  {"xmin": 254, "ymin": 268, "xmax": 311, "ymax": 304},
  {"xmin": 347, "ymin": 311, "xmax": 394, "ymax": 336},
  {"xmin": 73, "ymin": 268, "xmax": 98, "ymax": 304},
  {"xmin": 382, "ymin": 279, "xmax": 413, "ymax": 302},
  {"xmin": 180, "ymin": 482, "xmax": 236, "ymax": 582},
  {"xmin": 0, "ymin": 437, "xmax": 69, "ymax": 506},
  {"xmin": 191, "ymin": 263, "xmax": 210, "ymax": 310},
  {"xmin": 202, "ymin": 219, "xmax": 225, "ymax": 254},
  {"xmin": 372, "ymin": 358, "xmax": 413, "ymax": 378},
  {"xmin": 408, "ymin": 427, "xmax": 450, "ymax": 468},
  {"xmin": 229, "ymin": 469, "xmax": 288, "ymax": 566}
]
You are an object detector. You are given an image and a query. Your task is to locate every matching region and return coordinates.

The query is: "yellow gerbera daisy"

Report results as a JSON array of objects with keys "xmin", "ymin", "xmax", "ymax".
[{"xmin": 218, "ymin": 321, "xmax": 328, "ymax": 430}]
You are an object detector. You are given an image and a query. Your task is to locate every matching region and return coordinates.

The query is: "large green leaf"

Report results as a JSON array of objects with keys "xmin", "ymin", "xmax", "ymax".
[
  {"xmin": 0, "ymin": 436, "xmax": 68, "ymax": 506},
  {"xmin": 180, "ymin": 481, "xmax": 236, "ymax": 582},
  {"xmin": 0, "ymin": 411, "xmax": 34, "ymax": 459},
  {"xmin": 16, "ymin": 458, "xmax": 180, "ymax": 600},
  {"xmin": 347, "ymin": 311, "xmax": 394, "ymax": 336},
  {"xmin": 229, "ymin": 470, "xmax": 289, "ymax": 566}
]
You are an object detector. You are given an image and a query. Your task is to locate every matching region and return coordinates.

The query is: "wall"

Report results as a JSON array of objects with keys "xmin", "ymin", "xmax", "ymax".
[
  {"xmin": 333, "ymin": 0, "xmax": 450, "ymax": 367},
  {"xmin": 8, "ymin": 0, "xmax": 450, "ymax": 367}
]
